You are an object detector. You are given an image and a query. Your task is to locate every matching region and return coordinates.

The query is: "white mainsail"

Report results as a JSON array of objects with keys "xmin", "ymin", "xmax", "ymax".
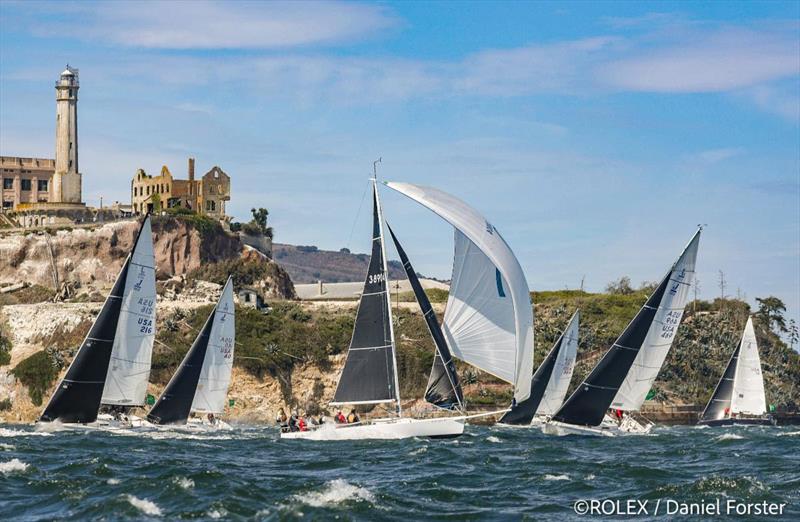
[
  {"xmin": 612, "ymin": 229, "xmax": 700, "ymax": 412},
  {"xmin": 385, "ymin": 182, "xmax": 535, "ymax": 402},
  {"xmin": 191, "ymin": 277, "xmax": 236, "ymax": 414},
  {"xmin": 730, "ymin": 317, "xmax": 767, "ymax": 415},
  {"xmin": 101, "ymin": 216, "xmax": 157, "ymax": 406},
  {"xmin": 536, "ymin": 310, "xmax": 579, "ymax": 417}
]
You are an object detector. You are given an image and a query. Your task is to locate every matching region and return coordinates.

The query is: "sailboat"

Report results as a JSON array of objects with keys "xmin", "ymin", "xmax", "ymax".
[
  {"xmin": 500, "ymin": 310, "xmax": 579, "ymax": 426},
  {"xmin": 542, "ymin": 229, "xmax": 700, "ymax": 436},
  {"xmin": 39, "ymin": 215, "xmax": 156, "ymax": 425},
  {"xmin": 385, "ymin": 182, "xmax": 535, "ymax": 415},
  {"xmin": 698, "ymin": 317, "xmax": 775, "ymax": 426},
  {"xmin": 281, "ymin": 179, "xmax": 465, "ymax": 440},
  {"xmin": 147, "ymin": 277, "xmax": 235, "ymax": 427}
]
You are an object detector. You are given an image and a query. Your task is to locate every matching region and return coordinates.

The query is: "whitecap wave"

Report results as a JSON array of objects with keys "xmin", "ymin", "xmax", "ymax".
[
  {"xmin": 0, "ymin": 443, "xmax": 14, "ymax": 450},
  {"xmin": 715, "ymin": 433, "xmax": 744, "ymax": 441},
  {"xmin": 486, "ymin": 436, "xmax": 502, "ymax": 443},
  {"xmin": 409, "ymin": 446, "xmax": 428, "ymax": 456},
  {"xmin": 0, "ymin": 427, "xmax": 52, "ymax": 437},
  {"xmin": 778, "ymin": 430, "xmax": 800, "ymax": 437},
  {"xmin": 544, "ymin": 474, "xmax": 570, "ymax": 481},
  {"xmin": 174, "ymin": 476, "xmax": 195, "ymax": 490},
  {"xmin": 107, "ymin": 478, "xmax": 121, "ymax": 485},
  {"xmin": 126, "ymin": 495, "xmax": 162, "ymax": 516},
  {"xmin": 585, "ymin": 474, "xmax": 596, "ymax": 481},
  {"xmin": 293, "ymin": 479, "xmax": 375, "ymax": 508},
  {"xmin": 207, "ymin": 508, "xmax": 227, "ymax": 519},
  {"xmin": 0, "ymin": 458, "xmax": 29, "ymax": 474}
]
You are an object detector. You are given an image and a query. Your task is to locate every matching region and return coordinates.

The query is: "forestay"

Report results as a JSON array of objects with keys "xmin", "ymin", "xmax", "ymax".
[
  {"xmin": 611, "ymin": 230, "xmax": 700, "ymax": 411},
  {"xmin": 385, "ymin": 182, "xmax": 534, "ymax": 402},
  {"xmin": 191, "ymin": 278, "xmax": 235, "ymax": 414},
  {"xmin": 730, "ymin": 317, "xmax": 767, "ymax": 415},
  {"xmin": 101, "ymin": 215, "xmax": 156, "ymax": 406}
]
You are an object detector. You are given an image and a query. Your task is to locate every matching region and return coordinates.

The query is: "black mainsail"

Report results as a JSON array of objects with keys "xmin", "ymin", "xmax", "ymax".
[
  {"xmin": 699, "ymin": 345, "xmax": 740, "ymax": 422},
  {"xmin": 40, "ymin": 217, "xmax": 148, "ymax": 423},
  {"xmin": 500, "ymin": 312, "xmax": 577, "ymax": 425},
  {"xmin": 332, "ymin": 181, "xmax": 400, "ymax": 408},
  {"xmin": 387, "ymin": 224, "xmax": 463, "ymax": 411},
  {"xmin": 551, "ymin": 275, "xmax": 670, "ymax": 427},
  {"xmin": 147, "ymin": 306, "xmax": 216, "ymax": 425}
]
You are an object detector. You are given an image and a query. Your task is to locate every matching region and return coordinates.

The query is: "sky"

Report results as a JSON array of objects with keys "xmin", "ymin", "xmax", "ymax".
[{"xmin": 1, "ymin": 1, "xmax": 799, "ymax": 332}]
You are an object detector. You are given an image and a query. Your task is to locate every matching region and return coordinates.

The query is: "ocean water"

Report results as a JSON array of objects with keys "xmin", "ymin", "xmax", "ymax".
[{"xmin": 1, "ymin": 423, "xmax": 798, "ymax": 520}]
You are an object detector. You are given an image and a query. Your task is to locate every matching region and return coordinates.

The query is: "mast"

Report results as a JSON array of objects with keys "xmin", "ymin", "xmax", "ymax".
[{"xmin": 373, "ymin": 159, "xmax": 402, "ymax": 416}]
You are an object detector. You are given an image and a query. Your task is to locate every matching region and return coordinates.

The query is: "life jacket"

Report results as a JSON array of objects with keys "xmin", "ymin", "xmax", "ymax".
[
  {"xmin": 336, "ymin": 413, "xmax": 346, "ymax": 423},
  {"xmin": 298, "ymin": 418, "xmax": 307, "ymax": 431}
]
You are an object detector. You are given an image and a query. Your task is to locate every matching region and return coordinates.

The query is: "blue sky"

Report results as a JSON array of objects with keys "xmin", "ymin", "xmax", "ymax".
[{"xmin": 1, "ymin": 1, "xmax": 798, "ymax": 331}]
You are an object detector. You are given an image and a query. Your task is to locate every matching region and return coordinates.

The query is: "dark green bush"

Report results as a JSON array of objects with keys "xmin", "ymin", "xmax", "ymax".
[{"xmin": 12, "ymin": 350, "xmax": 61, "ymax": 406}]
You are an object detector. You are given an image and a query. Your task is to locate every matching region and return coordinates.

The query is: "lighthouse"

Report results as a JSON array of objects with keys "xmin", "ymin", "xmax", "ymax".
[{"xmin": 52, "ymin": 66, "xmax": 82, "ymax": 203}]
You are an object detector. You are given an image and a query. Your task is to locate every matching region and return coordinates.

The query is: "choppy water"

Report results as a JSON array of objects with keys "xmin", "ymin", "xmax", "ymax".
[{"xmin": 1, "ymin": 423, "xmax": 798, "ymax": 520}]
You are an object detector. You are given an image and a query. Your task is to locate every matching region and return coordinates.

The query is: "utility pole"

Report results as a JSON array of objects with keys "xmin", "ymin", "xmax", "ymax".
[
  {"xmin": 718, "ymin": 270, "xmax": 727, "ymax": 300},
  {"xmin": 580, "ymin": 275, "xmax": 585, "ymax": 292},
  {"xmin": 693, "ymin": 278, "xmax": 700, "ymax": 312}
]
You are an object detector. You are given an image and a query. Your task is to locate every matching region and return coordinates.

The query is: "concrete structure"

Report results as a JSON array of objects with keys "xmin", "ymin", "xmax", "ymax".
[
  {"xmin": 131, "ymin": 157, "xmax": 230, "ymax": 220},
  {"xmin": 1, "ymin": 66, "xmax": 87, "ymax": 225},
  {"xmin": 295, "ymin": 278, "xmax": 449, "ymax": 300},
  {"xmin": 237, "ymin": 287, "xmax": 267, "ymax": 311}
]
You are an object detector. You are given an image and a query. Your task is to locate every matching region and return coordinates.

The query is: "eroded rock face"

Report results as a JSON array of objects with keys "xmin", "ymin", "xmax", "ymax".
[{"xmin": 0, "ymin": 217, "xmax": 294, "ymax": 299}]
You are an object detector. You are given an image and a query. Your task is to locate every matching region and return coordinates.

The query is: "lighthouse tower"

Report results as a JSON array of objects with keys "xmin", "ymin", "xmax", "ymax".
[{"xmin": 52, "ymin": 66, "xmax": 82, "ymax": 203}]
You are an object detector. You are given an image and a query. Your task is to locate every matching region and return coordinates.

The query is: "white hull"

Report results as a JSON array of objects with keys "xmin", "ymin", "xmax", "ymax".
[
  {"xmin": 542, "ymin": 415, "xmax": 653, "ymax": 437},
  {"xmin": 280, "ymin": 416, "xmax": 464, "ymax": 441}
]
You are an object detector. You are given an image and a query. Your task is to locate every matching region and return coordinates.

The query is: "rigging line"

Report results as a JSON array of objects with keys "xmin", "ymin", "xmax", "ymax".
[
  {"xmin": 345, "ymin": 178, "xmax": 371, "ymax": 253},
  {"xmin": 174, "ymin": 319, "xmax": 302, "ymax": 361}
]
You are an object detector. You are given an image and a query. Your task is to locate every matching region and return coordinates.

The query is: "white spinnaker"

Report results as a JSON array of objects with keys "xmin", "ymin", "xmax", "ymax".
[
  {"xmin": 612, "ymin": 230, "xmax": 700, "ymax": 412},
  {"xmin": 536, "ymin": 310, "xmax": 579, "ymax": 417},
  {"xmin": 730, "ymin": 317, "xmax": 767, "ymax": 415},
  {"xmin": 385, "ymin": 182, "xmax": 534, "ymax": 401},
  {"xmin": 192, "ymin": 278, "xmax": 235, "ymax": 414},
  {"xmin": 101, "ymin": 216, "xmax": 156, "ymax": 405}
]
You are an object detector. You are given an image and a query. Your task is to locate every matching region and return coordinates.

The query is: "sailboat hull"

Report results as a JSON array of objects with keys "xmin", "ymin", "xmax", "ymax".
[
  {"xmin": 697, "ymin": 417, "xmax": 776, "ymax": 427},
  {"xmin": 280, "ymin": 417, "xmax": 464, "ymax": 441},
  {"xmin": 542, "ymin": 416, "xmax": 654, "ymax": 437}
]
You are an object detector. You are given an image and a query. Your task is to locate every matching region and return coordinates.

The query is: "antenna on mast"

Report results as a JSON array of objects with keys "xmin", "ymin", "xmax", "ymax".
[{"xmin": 372, "ymin": 157, "xmax": 382, "ymax": 181}]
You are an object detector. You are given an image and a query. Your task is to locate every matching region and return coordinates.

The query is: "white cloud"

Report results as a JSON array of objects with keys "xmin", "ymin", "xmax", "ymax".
[
  {"xmin": 597, "ymin": 27, "xmax": 799, "ymax": 92},
  {"xmin": 36, "ymin": 1, "xmax": 397, "ymax": 49}
]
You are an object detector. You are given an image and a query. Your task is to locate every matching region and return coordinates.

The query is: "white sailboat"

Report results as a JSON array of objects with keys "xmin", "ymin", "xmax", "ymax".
[
  {"xmin": 543, "ymin": 228, "xmax": 700, "ymax": 436},
  {"xmin": 282, "ymin": 177, "xmax": 465, "ymax": 440},
  {"xmin": 698, "ymin": 317, "xmax": 775, "ymax": 426}
]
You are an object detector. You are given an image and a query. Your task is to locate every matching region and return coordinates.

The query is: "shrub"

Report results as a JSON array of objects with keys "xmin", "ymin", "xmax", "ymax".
[
  {"xmin": 0, "ymin": 331, "xmax": 11, "ymax": 366},
  {"xmin": 12, "ymin": 350, "xmax": 62, "ymax": 406}
]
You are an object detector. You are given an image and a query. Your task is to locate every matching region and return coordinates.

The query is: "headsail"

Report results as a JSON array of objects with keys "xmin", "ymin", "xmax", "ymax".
[
  {"xmin": 387, "ymin": 224, "xmax": 463, "ymax": 411},
  {"xmin": 730, "ymin": 317, "xmax": 767, "ymax": 415},
  {"xmin": 191, "ymin": 278, "xmax": 235, "ymax": 414},
  {"xmin": 699, "ymin": 345, "xmax": 739, "ymax": 422},
  {"xmin": 147, "ymin": 278, "xmax": 233, "ymax": 425},
  {"xmin": 385, "ymin": 182, "xmax": 534, "ymax": 402},
  {"xmin": 552, "ymin": 229, "xmax": 700, "ymax": 427},
  {"xmin": 40, "ymin": 217, "xmax": 151, "ymax": 423},
  {"xmin": 101, "ymin": 215, "xmax": 156, "ymax": 406},
  {"xmin": 612, "ymin": 230, "xmax": 700, "ymax": 411},
  {"xmin": 332, "ymin": 182, "xmax": 399, "ymax": 407},
  {"xmin": 500, "ymin": 310, "xmax": 579, "ymax": 424}
]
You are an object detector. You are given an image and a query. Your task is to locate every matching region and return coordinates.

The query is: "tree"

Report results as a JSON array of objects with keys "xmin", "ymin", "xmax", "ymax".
[
  {"xmin": 788, "ymin": 319, "xmax": 799, "ymax": 350},
  {"xmin": 247, "ymin": 207, "xmax": 273, "ymax": 239},
  {"xmin": 755, "ymin": 296, "xmax": 788, "ymax": 333},
  {"xmin": 606, "ymin": 276, "xmax": 634, "ymax": 295}
]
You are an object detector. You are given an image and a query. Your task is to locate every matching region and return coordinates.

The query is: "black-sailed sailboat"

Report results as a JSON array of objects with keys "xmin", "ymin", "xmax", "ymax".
[
  {"xmin": 698, "ymin": 317, "xmax": 775, "ymax": 427},
  {"xmin": 543, "ymin": 229, "xmax": 700, "ymax": 436},
  {"xmin": 40, "ymin": 215, "xmax": 155, "ymax": 424},
  {"xmin": 147, "ymin": 277, "xmax": 235, "ymax": 426},
  {"xmin": 500, "ymin": 310, "xmax": 579, "ymax": 425},
  {"xmin": 281, "ymin": 177, "xmax": 466, "ymax": 440}
]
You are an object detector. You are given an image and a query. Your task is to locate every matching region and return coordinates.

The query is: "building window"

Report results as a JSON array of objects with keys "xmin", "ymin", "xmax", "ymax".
[
  {"xmin": 38, "ymin": 180, "xmax": 48, "ymax": 192},
  {"xmin": 2, "ymin": 201, "xmax": 12, "ymax": 209},
  {"xmin": 206, "ymin": 200, "xmax": 216, "ymax": 212},
  {"xmin": 146, "ymin": 186, "xmax": 150, "ymax": 196},
  {"xmin": 166, "ymin": 184, "xmax": 169, "ymax": 193},
  {"xmin": 21, "ymin": 179, "xmax": 32, "ymax": 191},
  {"xmin": 2, "ymin": 179, "xmax": 12, "ymax": 190}
]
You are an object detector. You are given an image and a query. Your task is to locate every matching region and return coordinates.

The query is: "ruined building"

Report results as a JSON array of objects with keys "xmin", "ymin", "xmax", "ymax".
[{"xmin": 131, "ymin": 158, "xmax": 230, "ymax": 220}]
